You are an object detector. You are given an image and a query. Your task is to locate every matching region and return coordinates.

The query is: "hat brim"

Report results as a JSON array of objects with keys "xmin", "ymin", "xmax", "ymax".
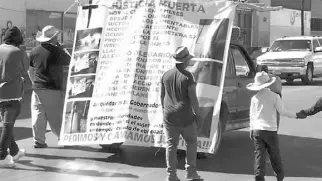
[
  {"xmin": 174, "ymin": 54, "xmax": 194, "ymax": 64},
  {"xmin": 246, "ymin": 77, "xmax": 276, "ymax": 91},
  {"xmin": 36, "ymin": 30, "xmax": 60, "ymax": 42}
]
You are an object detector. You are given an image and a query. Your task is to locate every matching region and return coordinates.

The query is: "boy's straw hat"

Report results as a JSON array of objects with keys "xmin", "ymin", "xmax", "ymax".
[{"xmin": 246, "ymin": 71, "xmax": 276, "ymax": 91}]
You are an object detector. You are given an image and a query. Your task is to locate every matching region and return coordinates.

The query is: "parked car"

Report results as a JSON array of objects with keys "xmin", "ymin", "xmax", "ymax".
[
  {"xmin": 256, "ymin": 36, "xmax": 322, "ymax": 84},
  {"xmin": 101, "ymin": 41, "xmax": 266, "ymax": 157}
]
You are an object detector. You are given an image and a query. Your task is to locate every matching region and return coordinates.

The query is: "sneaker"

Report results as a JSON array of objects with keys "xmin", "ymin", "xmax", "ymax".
[
  {"xmin": 186, "ymin": 171, "xmax": 201, "ymax": 180},
  {"xmin": 13, "ymin": 149, "xmax": 26, "ymax": 162},
  {"xmin": 0, "ymin": 155, "xmax": 15, "ymax": 168},
  {"xmin": 34, "ymin": 142, "xmax": 48, "ymax": 148}
]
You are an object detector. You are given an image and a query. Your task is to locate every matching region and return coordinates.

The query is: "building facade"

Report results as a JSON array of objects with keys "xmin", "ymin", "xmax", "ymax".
[
  {"xmin": 0, "ymin": 0, "xmax": 77, "ymax": 50},
  {"xmin": 1, "ymin": 0, "xmax": 322, "ymax": 51},
  {"xmin": 240, "ymin": 0, "xmax": 322, "ymax": 49},
  {"xmin": 310, "ymin": 0, "xmax": 322, "ymax": 36},
  {"xmin": 235, "ymin": 0, "xmax": 312, "ymax": 50}
]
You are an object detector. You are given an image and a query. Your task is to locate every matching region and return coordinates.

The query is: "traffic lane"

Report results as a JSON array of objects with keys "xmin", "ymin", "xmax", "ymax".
[
  {"xmin": 280, "ymin": 78, "xmax": 322, "ymax": 139},
  {"xmin": 108, "ymin": 80, "xmax": 322, "ymax": 179},
  {"xmin": 270, "ymin": 79, "xmax": 322, "ymax": 178},
  {"xmin": 137, "ymin": 130, "xmax": 322, "ymax": 179}
]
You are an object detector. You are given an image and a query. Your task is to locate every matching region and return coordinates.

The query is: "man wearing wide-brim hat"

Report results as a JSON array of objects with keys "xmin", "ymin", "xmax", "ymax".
[
  {"xmin": 160, "ymin": 46, "xmax": 203, "ymax": 181},
  {"xmin": 29, "ymin": 25, "xmax": 71, "ymax": 148},
  {"xmin": 246, "ymin": 71, "xmax": 300, "ymax": 181}
]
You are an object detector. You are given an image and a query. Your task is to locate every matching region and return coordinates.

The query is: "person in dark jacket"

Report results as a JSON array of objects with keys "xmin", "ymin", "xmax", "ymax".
[
  {"xmin": 0, "ymin": 26, "xmax": 29, "ymax": 167},
  {"xmin": 296, "ymin": 98, "xmax": 322, "ymax": 118},
  {"xmin": 29, "ymin": 25, "xmax": 70, "ymax": 148}
]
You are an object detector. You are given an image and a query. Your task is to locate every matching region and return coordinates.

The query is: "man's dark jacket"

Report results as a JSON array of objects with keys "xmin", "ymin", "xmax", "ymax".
[
  {"xmin": 29, "ymin": 43, "xmax": 70, "ymax": 90},
  {"xmin": 301, "ymin": 97, "xmax": 322, "ymax": 116}
]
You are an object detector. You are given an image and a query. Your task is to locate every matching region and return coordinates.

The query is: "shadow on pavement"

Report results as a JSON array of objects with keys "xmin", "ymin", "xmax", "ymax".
[
  {"xmin": 50, "ymin": 145, "xmax": 101, "ymax": 152},
  {"xmin": 0, "ymin": 127, "xmax": 50, "ymax": 141},
  {"xmin": 9, "ymin": 159, "xmax": 139, "ymax": 178},
  {"xmin": 0, "ymin": 127, "xmax": 33, "ymax": 141},
  {"xmin": 105, "ymin": 131, "xmax": 322, "ymax": 178}
]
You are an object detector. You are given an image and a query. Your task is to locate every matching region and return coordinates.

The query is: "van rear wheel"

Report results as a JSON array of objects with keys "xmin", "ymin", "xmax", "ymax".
[{"xmin": 196, "ymin": 106, "xmax": 227, "ymax": 159}]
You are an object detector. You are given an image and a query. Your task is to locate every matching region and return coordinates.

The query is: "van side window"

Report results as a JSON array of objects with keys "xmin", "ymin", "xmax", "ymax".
[{"xmin": 231, "ymin": 47, "xmax": 250, "ymax": 77}]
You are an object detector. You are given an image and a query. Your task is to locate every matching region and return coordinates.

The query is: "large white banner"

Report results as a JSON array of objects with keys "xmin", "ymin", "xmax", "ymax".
[{"xmin": 60, "ymin": 0, "xmax": 236, "ymax": 153}]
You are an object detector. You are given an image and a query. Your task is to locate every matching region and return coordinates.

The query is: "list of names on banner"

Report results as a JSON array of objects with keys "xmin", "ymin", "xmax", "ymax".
[{"xmin": 87, "ymin": 4, "xmax": 202, "ymax": 136}]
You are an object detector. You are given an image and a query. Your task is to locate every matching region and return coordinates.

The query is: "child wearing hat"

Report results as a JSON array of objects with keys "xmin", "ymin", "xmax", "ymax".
[{"xmin": 246, "ymin": 71, "xmax": 300, "ymax": 181}]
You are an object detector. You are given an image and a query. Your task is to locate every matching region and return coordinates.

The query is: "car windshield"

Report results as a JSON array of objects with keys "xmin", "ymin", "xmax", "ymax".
[{"xmin": 269, "ymin": 40, "xmax": 312, "ymax": 52}]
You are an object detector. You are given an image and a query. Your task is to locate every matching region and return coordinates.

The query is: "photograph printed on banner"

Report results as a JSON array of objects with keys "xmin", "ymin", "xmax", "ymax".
[
  {"xmin": 187, "ymin": 18, "xmax": 230, "ymax": 138},
  {"xmin": 64, "ymin": 100, "xmax": 90, "ymax": 134},
  {"xmin": 68, "ymin": 75, "xmax": 95, "ymax": 99},
  {"xmin": 74, "ymin": 28, "xmax": 102, "ymax": 52},
  {"xmin": 71, "ymin": 51, "xmax": 99, "ymax": 76}
]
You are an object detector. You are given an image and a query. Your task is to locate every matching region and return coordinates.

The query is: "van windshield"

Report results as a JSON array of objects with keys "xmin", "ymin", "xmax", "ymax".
[{"xmin": 269, "ymin": 40, "xmax": 312, "ymax": 52}]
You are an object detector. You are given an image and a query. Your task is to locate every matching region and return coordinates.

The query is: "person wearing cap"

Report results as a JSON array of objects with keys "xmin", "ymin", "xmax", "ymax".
[
  {"xmin": 247, "ymin": 71, "xmax": 301, "ymax": 181},
  {"xmin": 160, "ymin": 46, "xmax": 203, "ymax": 181},
  {"xmin": 29, "ymin": 25, "xmax": 71, "ymax": 148},
  {"xmin": 0, "ymin": 26, "xmax": 29, "ymax": 167}
]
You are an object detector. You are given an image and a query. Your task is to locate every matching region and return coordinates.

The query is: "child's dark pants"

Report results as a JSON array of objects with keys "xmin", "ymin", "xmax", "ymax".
[{"xmin": 253, "ymin": 130, "xmax": 284, "ymax": 181}]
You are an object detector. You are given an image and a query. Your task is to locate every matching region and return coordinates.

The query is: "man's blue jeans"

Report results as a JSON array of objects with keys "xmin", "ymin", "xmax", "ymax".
[
  {"xmin": 164, "ymin": 122, "xmax": 198, "ymax": 179},
  {"xmin": 0, "ymin": 100, "xmax": 21, "ymax": 160}
]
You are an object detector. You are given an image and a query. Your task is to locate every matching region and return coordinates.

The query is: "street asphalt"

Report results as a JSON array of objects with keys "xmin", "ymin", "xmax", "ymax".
[{"xmin": 1, "ymin": 78, "xmax": 322, "ymax": 181}]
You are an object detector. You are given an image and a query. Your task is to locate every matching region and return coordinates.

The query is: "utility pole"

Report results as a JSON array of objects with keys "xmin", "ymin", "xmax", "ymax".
[{"xmin": 301, "ymin": 0, "xmax": 305, "ymax": 35}]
